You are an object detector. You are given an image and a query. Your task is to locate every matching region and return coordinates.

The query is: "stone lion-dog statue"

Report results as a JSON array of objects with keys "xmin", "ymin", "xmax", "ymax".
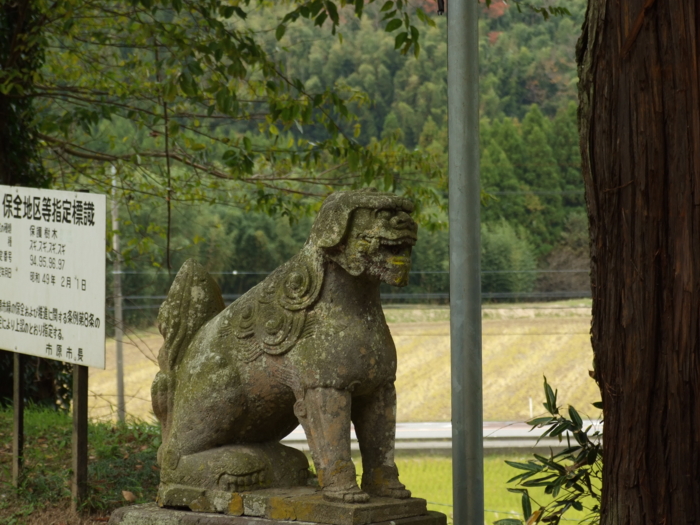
[{"xmin": 152, "ymin": 189, "xmax": 418, "ymax": 510}]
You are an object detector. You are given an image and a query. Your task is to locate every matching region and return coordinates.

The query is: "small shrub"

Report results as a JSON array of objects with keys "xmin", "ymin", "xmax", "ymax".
[
  {"xmin": 494, "ymin": 377, "xmax": 602, "ymax": 525},
  {"xmin": 0, "ymin": 409, "xmax": 161, "ymax": 521}
]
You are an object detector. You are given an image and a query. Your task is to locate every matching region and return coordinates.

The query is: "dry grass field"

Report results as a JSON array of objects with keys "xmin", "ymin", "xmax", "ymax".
[{"xmin": 89, "ymin": 301, "xmax": 600, "ymax": 423}]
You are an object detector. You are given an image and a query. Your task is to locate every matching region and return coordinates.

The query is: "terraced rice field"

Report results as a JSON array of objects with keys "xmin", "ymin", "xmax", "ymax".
[{"xmin": 89, "ymin": 301, "xmax": 600, "ymax": 423}]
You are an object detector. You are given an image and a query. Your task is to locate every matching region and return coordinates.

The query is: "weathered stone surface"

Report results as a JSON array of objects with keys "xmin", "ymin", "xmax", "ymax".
[
  {"xmin": 157, "ymin": 443, "xmax": 309, "ymax": 509},
  {"xmin": 152, "ymin": 189, "xmax": 419, "ymax": 506},
  {"xmin": 109, "ymin": 503, "xmax": 447, "ymax": 525},
  {"xmin": 233, "ymin": 487, "xmax": 428, "ymax": 525}
]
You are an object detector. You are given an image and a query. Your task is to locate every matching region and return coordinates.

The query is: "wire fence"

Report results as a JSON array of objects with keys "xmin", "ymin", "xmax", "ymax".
[{"xmin": 106, "ymin": 269, "xmax": 591, "ymax": 313}]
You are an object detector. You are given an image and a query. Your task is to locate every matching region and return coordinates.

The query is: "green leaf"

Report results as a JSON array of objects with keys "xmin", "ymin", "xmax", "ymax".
[
  {"xmin": 276, "ymin": 24, "xmax": 286, "ymax": 41},
  {"xmin": 394, "ymin": 32, "xmax": 408, "ymax": 49},
  {"xmin": 416, "ymin": 7, "xmax": 436, "ymax": 27},
  {"xmin": 568, "ymin": 406, "xmax": 583, "ymax": 429},
  {"xmin": 507, "ymin": 471, "xmax": 533, "ymax": 484},
  {"xmin": 325, "ymin": 1, "xmax": 339, "ymax": 25},
  {"xmin": 380, "ymin": 1, "xmax": 395, "ymax": 12},
  {"xmin": 354, "ymin": 0, "xmax": 364, "ymax": 17},
  {"xmin": 527, "ymin": 416, "xmax": 554, "ymax": 427},
  {"xmin": 314, "ymin": 12, "xmax": 328, "ymax": 27},
  {"xmin": 533, "ymin": 454, "xmax": 566, "ymax": 474},
  {"xmin": 382, "ymin": 9, "xmax": 397, "ymax": 21},
  {"xmin": 383, "ymin": 170, "xmax": 393, "ymax": 190},
  {"xmin": 505, "ymin": 460, "xmax": 542, "ymax": 472},
  {"xmin": 543, "ymin": 376, "xmax": 558, "ymax": 414},
  {"xmin": 385, "ymin": 18, "xmax": 403, "ymax": 32},
  {"xmin": 549, "ymin": 421, "xmax": 572, "ymax": 438},
  {"xmin": 178, "ymin": 70, "xmax": 196, "ymax": 96},
  {"xmin": 521, "ymin": 475, "xmax": 557, "ymax": 487},
  {"xmin": 167, "ymin": 120, "xmax": 180, "ymax": 137},
  {"xmin": 310, "ymin": 1, "xmax": 324, "ymax": 17},
  {"xmin": 521, "ymin": 491, "xmax": 532, "ymax": 520}
]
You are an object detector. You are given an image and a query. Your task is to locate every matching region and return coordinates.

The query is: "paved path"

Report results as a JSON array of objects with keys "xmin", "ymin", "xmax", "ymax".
[{"xmin": 282, "ymin": 421, "xmax": 603, "ymax": 451}]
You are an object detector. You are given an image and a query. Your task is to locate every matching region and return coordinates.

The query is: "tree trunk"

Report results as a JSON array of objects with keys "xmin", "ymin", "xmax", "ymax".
[
  {"xmin": 578, "ymin": 2, "xmax": 700, "ymax": 523},
  {"xmin": 0, "ymin": 1, "xmax": 46, "ymax": 187}
]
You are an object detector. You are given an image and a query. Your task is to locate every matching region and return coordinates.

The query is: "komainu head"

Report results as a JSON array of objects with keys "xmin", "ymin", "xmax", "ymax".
[{"xmin": 308, "ymin": 188, "xmax": 418, "ymax": 286}]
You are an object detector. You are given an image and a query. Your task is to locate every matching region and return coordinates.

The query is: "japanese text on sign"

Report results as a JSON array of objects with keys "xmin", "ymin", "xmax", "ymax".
[{"xmin": 0, "ymin": 185, "xmax": 106, "ymax": 369}]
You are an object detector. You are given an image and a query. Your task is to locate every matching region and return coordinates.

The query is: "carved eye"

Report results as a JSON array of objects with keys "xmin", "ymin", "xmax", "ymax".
[{"xmin": 377, "ymin": 209, "xmax": 393, "ymax": 221}]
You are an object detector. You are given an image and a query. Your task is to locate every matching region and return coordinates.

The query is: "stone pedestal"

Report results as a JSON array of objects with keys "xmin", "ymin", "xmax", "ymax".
[{"xmin": 109, "ymin": 488, "xmax": 447, "ymax": 525}]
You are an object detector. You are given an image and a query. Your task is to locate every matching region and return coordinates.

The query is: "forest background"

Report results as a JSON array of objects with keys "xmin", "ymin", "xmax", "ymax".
[{"xmin": 105, "ymin": 0, "xmax": 589, "ymax": 327}]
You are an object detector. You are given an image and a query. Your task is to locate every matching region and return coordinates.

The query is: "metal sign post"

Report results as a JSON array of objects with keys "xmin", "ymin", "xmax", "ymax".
[
  {"xmin": 447, "ymin": 0, "xmax": 485, "ymax": 523},
  {"xmin": 1, "ymin": 185, "xmax": 106, "ymax": 510},
  {"xmin": 72, "ymin": 365, "xmax": 89, "ymax": 511},
  {"xmin": 12, "ymin": 353, "xmax": 24, "ymax": 487}
]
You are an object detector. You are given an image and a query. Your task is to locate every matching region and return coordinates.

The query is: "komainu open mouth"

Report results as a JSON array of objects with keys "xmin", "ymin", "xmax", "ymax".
[{"xmin": 379, "ymin": 236, "xmax": 416, "ymax": 258}]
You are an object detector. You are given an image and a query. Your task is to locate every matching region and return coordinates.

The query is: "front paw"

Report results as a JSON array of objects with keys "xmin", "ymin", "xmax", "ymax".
[
  {"xmin": 361, "ymin": 466, "xmax": 412, "ymax": 499},
  {"xmin": 364, "ymin": 485, "xmax": 411, "ymax": 499},
  {"xmin": 322, "ymin": 485, "xmax": 371, "ymax": 503},
  {"xmin": 319, "ymin": 462, "xmax": 370, "ymax": 503}
]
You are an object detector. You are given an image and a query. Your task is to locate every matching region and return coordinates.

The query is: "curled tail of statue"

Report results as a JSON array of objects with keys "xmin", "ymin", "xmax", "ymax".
[{"xmin": 151, "ymin": 259, "xmax": 225, "ymax": 461}]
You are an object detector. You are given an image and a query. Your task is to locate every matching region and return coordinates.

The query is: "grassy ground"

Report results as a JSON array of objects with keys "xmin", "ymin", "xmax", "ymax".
[
  {"xmin": 391, "ymin": 452, "xmax": 592, "ymax": 524},
  {"xmin": 88, "ymin": 301, "xmax": 599, "ymax": 424},
  {"xmin": 0, "ymin": 409, "xmax": 160, "ymax": 525},
  {"xmin": 1, "ymin": 410, "xmax": 590, "ymax": 525}
]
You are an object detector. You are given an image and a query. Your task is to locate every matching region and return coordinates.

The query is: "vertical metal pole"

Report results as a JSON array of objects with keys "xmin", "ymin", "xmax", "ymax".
[
  {"xmin": 72, "ymin": 364, "xmax": 89, "ymax": 512},
  {"xmin": 448, "ymin": 0, "xmax": 484, "ymax": 524},
  {"xmin": 12, "ymin": 353, "xmax": 24, "ymax": 487},
  {"xmin": 112, "ymin": 178, "xmax": 125, "ymax": 424}
]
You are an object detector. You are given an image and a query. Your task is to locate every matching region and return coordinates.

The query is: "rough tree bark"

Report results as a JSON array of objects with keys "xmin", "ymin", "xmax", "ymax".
[
  {"xmin": 578, "ymin": 2, "xmax": 700, "ymax": 523},
  {"xmin": 0, "ymin": 0, "xmax": 46, "ymax": 187}
]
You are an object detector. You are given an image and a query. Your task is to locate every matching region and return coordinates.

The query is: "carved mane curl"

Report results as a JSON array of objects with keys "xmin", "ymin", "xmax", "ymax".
[{"xmin": 226, "ymin": 189, "xmax": 414, "ymax": 360}]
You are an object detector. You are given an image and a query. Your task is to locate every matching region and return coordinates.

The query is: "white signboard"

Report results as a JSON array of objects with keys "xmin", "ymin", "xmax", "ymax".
[{"xmin": 0, "ymin": 185, "xmax": 106, "ymax": 369}]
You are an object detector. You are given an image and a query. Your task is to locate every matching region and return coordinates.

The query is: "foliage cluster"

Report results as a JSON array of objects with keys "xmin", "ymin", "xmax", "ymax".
[
  {"xmin": 3, "ymin": 0, "xmax": 589, "ymax": 303},
  {"xmin": 0, "ymin": 353, "xmax": 72, "ymax": 410},
  {"xmin": 109, "ymin": 0, "xmax": 590, "ymax": 320},
  {"xmin": 1, "ymin": 0, "xmax": 444, "ymax": 220},
  {"xmin": 495, "ymin": 378, "xmax": 602, "ymax": 525},
  {"xmin": 0, "ymin": 0, "xmax": 447, "ymax": 405},
  {"xmin": 0, "ymin": 1, "xmax": 49, "ymax": 187},
  {"xmin": 0, "ymin": 409, "xmax": 161, "ymax": 523}
]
